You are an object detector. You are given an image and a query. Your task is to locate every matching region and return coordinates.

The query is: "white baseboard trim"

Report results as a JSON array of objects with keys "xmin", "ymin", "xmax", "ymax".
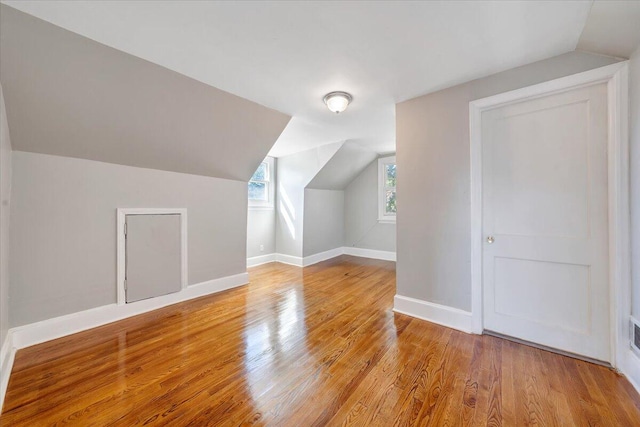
[
  {"xmin": 247, "ymin": 253, "xmax": 277, "ymax": 268},
  {"xmin": 10, "ymin": 272, "xmax": 249, "ymax": 350},
  {"xmin": 393, "ymin": 294, "xmax": 474, "ymax": 334},
  {"xmin": 0, "ymin": 331, "xmax": 16, "ymax": 412},
  {"xmin": 303, "ymin": 247, "xmax": 344, "ymax": 267},
  {"xmin": 268, "ymin": 247, "xmax": 397, "ymax": 268},
  {"xmin": 620, "ymin": 349, "xmax": 640, "ymax": 396},
  {"xmin": 274, "ymin": 253, "xmax": 304, "ymax": 267},
  {"xmin": 343, "ymin": 246, "xmax": 396, "ymax": 262}
]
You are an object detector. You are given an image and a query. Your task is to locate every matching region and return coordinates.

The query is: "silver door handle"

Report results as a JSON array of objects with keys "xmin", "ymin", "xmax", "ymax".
[{"xmin": 486, "ymin": 236, "xmax": 494, "ymax": 244}]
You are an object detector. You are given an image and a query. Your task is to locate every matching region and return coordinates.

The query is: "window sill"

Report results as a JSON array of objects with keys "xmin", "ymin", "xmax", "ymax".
[
  {"xmin": 249, "ymin": 205, "xmax": 274, "ymax": 211},
  {"xmin": 378, "ymin": 218, "xmax": 396, "ymax": 224}
]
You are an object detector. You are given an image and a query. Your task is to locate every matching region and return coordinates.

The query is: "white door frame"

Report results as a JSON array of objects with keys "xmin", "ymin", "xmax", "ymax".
[
  {"xmin": 469, "ymin": 62, "xmax": 630, "ymax": 369},
  {"xmin": 116, "ymin": 208, "xmax": 188, "ymax": 305}
]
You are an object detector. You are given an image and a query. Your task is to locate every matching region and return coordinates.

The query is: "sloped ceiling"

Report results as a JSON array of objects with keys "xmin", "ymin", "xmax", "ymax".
[
  {"xmin": 0, "ymin": 5, "xmax": 290, "ymax": 181},
  {"xmin": 306, "ymin": 141, "xmax": 378, "ymax": 191},
  {"xmin": 1, "ymin": 1, "xmax": 595, "ymax": 157},
  {"xmin": 577, "ymin": 0, "xmax": 640, "ymax": 59}
]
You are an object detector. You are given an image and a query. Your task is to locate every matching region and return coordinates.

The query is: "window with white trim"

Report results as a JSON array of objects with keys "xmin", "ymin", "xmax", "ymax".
[
  {"xmin": 248, "ymin": 157, "xmax": 275, "ymax": 209},
  {"xmin": 378, "ymin": 155, "xmax": 396, "ymax": 222}
]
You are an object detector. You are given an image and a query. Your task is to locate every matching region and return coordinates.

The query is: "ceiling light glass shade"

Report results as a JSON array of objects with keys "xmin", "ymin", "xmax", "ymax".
[{"xmin": 323, "ymin": 91, "xmax": 352, "ymax": 114}]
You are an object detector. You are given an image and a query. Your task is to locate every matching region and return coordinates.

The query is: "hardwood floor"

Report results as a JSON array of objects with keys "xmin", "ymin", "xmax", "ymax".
[{"xmin": 1, "ymin": 255, "xmax": 639, "ymax": 426}]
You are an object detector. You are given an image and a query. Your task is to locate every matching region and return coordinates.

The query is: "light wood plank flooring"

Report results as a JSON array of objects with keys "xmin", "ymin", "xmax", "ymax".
[{"xmin": 1, "ymin": 255, "xmax": 639, "ymax": 426}]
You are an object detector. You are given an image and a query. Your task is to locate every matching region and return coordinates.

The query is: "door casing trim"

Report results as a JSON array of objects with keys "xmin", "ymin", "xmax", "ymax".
[{"xmin": 469, "ymin": 61, "xmax": 630, "ymax": 369}]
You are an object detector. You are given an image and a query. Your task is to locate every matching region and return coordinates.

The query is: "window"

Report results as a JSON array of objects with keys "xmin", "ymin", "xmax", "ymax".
[
  {"xmin": 249, "ymin": 157, "xmax": 275, "ymax": 209},
  {"xmin": 249, "ymin": 162, "xmax": 268, "ymax": 201},
  {"xmin": 378, "ymin": 155, "xmax": 396, "ymax": 222}
]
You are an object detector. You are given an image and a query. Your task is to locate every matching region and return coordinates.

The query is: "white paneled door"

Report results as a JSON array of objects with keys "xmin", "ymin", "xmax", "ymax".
[{"xmin": 482, "ymin": 83, "xmax": 610, "ymax": 362}]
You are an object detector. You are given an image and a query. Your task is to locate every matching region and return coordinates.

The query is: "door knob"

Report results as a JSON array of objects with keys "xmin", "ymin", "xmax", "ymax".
[{"xmin": 486, "ymin": 236, "xmax": 494, "ymax": 244}]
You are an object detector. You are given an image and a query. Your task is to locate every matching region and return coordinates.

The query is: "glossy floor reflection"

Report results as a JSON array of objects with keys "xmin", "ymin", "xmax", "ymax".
[{"xmin": 1, "ymin": 256, "xmax": 639, "ymax": 426}]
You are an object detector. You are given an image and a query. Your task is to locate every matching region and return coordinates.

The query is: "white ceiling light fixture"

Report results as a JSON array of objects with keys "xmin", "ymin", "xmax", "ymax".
[{"xmin": 323, "ymin": 91, "xmax": 352, "ymax": 114}]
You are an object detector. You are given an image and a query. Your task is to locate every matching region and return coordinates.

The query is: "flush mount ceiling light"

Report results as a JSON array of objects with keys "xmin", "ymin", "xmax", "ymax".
[{"xmin": 323, "ymin": 91, "xmax": 352, "ymax": 114}]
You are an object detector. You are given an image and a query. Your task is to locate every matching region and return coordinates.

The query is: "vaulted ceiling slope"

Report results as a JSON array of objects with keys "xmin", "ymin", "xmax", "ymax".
[
  {"xmin": 306, "ymin": 141, "xmax": 378, "ymax": 191},
  {"xmin": 1, "ymin": 1, "xmax": 596, "ymax": 157},
  {"xmin": 577, "ymin": 1, "xmax": 640, "ymax": 59},
  {"xmin": 0, "ymin": 5, "xmax": 291, "ymax": 181}
]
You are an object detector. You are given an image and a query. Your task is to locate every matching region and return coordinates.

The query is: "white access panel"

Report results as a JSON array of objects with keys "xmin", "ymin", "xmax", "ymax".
[
  {"xmin": 125, "ymin": 214, "xmax": 182, "ymax": 303},
  {"xmin": 481, "ymin": 83, "xmax": 610, "ymax": 362}
]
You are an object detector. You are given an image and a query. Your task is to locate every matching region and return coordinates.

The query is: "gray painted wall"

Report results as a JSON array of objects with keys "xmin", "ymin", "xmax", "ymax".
[
  {"xmin": 303, "ymin": 189, "xmax": 344, "ymax": 257},
  {"xmin": 247, "ymin": 209, "xmax": 276, "ymax": 259},
  {"xmin": 631, "ymin": 46, "xmax": 640, "ymax": 319},
  {"xmin": 344, "ymin": 159, "xmax": 396, "ymax": 252},
  {"xmin": 0, "ymin": 86, "xmax": 11, "ymax": 347},
  {"xmin": 396, "ymin": 51, "xmax": 620, "ymax": 311},
  {"xmin": 0, "ymin": 5, "xmax": 290, "ymax": 182},
  {"xmin": 10, "ymin": 152, "xmax": 248, "ymax": 327},
  {"xmin": 275, "ymin": 142, "xmax": 342, "ymax": 257},
  {"xmin": 247, "ymin": 158, "xmax": 277, "ymax": 259}
]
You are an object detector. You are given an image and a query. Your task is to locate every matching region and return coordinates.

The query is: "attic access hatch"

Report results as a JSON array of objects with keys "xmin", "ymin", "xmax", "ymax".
[{"xmin": 116, "ymin": 208, "xmax": 188, "ymax": 305}]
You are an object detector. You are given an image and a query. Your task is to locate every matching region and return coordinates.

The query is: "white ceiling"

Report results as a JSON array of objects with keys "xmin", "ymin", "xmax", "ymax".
[
  {"xmin": 1, "ymin": 1, "xmax": 598, "ymax": 157},
  {"xmin": 577, "ymin": 1, "xmax": 640, "ymax": 59}
]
